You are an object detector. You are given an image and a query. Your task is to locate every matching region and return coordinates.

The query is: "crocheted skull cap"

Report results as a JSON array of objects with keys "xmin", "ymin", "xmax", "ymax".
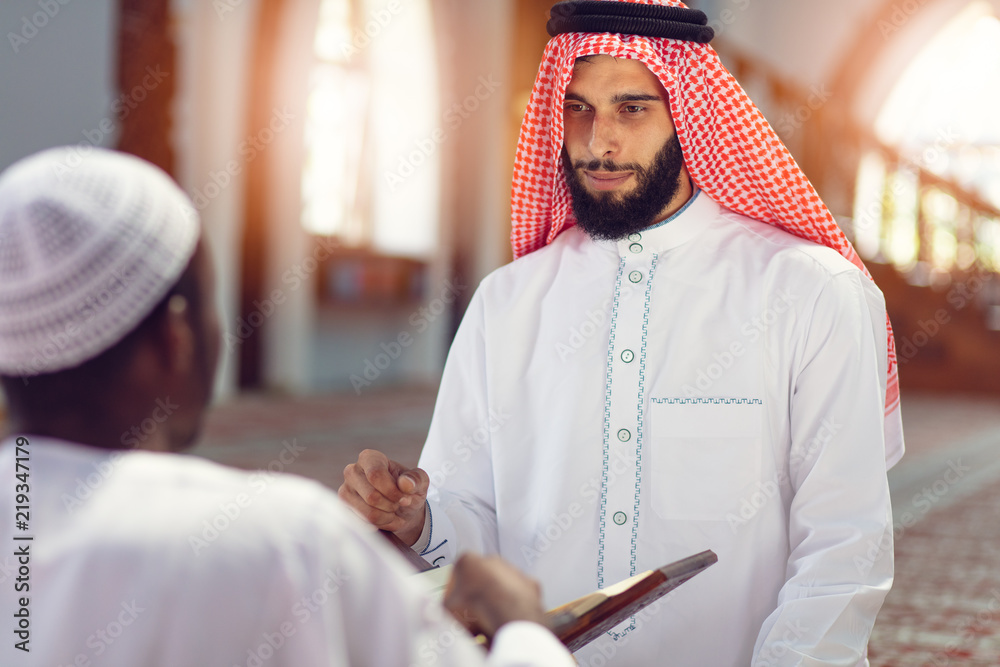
[{"xmin": 0, "ymin": 147, "xmax": 199, "ymax": 376}]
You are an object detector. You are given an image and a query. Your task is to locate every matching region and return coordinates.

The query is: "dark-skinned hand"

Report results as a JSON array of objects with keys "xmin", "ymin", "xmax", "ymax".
[{"xmin": 339, "ymin": 449, "xmax": 429, "ymax": 545}]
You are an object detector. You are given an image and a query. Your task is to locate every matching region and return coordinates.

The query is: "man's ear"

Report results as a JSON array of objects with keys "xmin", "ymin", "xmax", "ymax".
[{"xmin": 163, "ymin": 295, "xmax": 196, "ymax": 376}]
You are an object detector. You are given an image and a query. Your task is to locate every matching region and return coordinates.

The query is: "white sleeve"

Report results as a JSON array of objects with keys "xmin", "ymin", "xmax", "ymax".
[
  {"xmin": 490, "ymin": 622, "xmax": 577, "ymax": 667},
  {"xmin": 752, "ymin": 271, "xmax": 894, "ymax": 666},
  {"xmin": 291, "ymin": 491, "xmax": 572, "ymax": 666},
  {"xmin": 416, "ymin": 287, "xmax": 500, "ymax": 565}
]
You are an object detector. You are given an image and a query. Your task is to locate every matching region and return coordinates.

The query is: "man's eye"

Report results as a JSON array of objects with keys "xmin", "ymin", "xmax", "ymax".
[
  {"xmin": 623, "ymin": 105, "xmax": 644, "ymax": 113},
  {"xmin": 565, "ymin": 104, "xmax": 589, "ymax": 113}
]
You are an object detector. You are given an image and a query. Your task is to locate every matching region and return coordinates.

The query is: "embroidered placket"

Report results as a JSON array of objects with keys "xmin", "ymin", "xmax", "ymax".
[{"xmin": 597, "ymin": 236, "xmax": 657, "ymax": 640}]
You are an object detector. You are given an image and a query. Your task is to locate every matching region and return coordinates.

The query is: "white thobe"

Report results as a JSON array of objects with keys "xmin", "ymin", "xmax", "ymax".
[
  {"xmin": 415, "ymin": 192, "xmax": 904, "ymax": 666},
  {"xmin": 0, "ymin": 437, "xmax": 574, "ymax": 667}
]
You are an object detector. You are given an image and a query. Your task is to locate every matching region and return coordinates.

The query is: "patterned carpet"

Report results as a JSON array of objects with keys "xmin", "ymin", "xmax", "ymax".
[{"xmin": 187, "ymin": 386, "xmax": 1000, "ymax": 663}]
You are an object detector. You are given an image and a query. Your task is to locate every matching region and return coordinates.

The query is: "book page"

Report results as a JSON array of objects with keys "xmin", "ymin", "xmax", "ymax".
[{"xmin": 412, "ymin": 564, "xmax": 454, "ymax": 601}]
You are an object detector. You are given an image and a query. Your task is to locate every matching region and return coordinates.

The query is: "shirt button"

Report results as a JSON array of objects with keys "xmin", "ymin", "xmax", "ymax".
[
  {"xmin": 627, "ymin": 233, "xmax": 642, "ymax": 242},
  {"xmin": 629, "ymin": 243, "xmax": 643, "ymax": 254},
  {"xmin": 613, "ymin": 511, "xmax": 627, "ymax": 525},
  {"xmin": 628, "ymin": 271, "xmax": 643, "ymax": 283},
  {"xmin": 621, "ymin": 350, "xmax": 634, "ymax": 363},
  {"xmin": 617, "ymin": 429, "xmax": 631, "ymax": 442}
]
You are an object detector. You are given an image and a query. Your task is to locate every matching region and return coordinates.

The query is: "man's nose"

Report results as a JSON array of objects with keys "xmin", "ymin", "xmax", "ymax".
[{"xmin": 588, "ymin": 113, "xmax": 620, "ymax": 159}]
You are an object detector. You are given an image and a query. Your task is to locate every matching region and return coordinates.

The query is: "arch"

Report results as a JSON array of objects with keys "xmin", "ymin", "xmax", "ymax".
[
  {"xmin": 847, "ymin": 0, "xmax": 1000, "ymax": 274},
  {"xmin": 236, "ymin": 0, "xmax": 467, "ymax": 392},
  {"xmin": 828, "ymin": 0, "xmax": 1000, "ymax": 127}
]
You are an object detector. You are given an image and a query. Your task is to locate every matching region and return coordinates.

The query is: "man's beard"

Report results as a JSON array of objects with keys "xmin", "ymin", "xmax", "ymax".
[{"xmin": 561, "ymin": 135, "xmax": 686, "ymax": 241}]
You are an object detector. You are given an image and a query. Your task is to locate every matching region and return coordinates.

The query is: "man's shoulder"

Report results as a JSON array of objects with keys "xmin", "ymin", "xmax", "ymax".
[
  {"xmin": 500, "ymin": 225, "xmax": 591, "ymax": 270},
  {"xmin": 715, "ymin": 208, "xmax": 861, "ymax": 279},
  {"xmin": 121, "ymin": 448, "xmax": 339, "ymax": 518},
  {"xmin": 480, "ymin": 225, "xmax": 601, "ymax": 295},
  {"xmin": 712, "ymin": 208, "xmax": 888, "ymax": 322},
  {"xmin": 54, "ymin": 445, "xmax": 349, "ymax": 548}
]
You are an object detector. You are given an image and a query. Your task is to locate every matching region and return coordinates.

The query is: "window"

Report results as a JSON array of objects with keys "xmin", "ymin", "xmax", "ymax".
[
  {"xmin": 852, "ymin": 1, "xmax": 1000, "ymax": 273},
  {"xmin": 302, "ymin": 0, "xmax": 441, "ymax": 258}
]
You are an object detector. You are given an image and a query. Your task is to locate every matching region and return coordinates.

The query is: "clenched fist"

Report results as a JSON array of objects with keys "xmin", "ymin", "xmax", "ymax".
[{"xmin": 443, "ymin": 553, "xmax": 548, "ymax": 641}]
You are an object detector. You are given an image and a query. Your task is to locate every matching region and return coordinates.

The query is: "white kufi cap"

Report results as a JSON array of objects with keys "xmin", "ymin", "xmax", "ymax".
[{"xmin": 0, "ymin": 147, "xmax": 199, "ymax": 375}]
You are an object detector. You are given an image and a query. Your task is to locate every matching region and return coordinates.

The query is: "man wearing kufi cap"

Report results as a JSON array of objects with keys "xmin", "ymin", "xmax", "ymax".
[
  {"xmin": 0, "ymin": 148, "xmax": 575, "ymax": 666},
  {"xmin": 341, "ymin": 0, "xmax": 904, "ymax": 664}
]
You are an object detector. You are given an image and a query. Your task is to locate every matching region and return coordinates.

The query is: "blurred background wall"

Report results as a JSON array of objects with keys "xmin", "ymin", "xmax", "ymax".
[{"xmin": 1, "ymin": 0, "xmax": 998, "ymax": 403}]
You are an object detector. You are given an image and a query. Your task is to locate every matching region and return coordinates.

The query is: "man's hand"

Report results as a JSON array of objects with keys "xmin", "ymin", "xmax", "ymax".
[
  {"xmin": 443, "ymin": 553, "xmax": 549, "ymax": 641},
  {"xmin": 339, "ymin": 449, "xmax": 429, "ymax": 545}
]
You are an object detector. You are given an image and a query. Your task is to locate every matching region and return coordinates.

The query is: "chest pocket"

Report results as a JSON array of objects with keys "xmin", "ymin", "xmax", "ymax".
[{"xmin": 647, "ymin": 398, "xmax": 763, "ymax": 521}]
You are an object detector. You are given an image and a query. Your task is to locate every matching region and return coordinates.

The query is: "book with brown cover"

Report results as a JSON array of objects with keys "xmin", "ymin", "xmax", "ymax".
[
  {"xmin": 380, "ymin": 531, "xmax": 717, "ymax": 652},
  {"xmin": 544, "ymin": 550, "xmax": 717, "ymax": 652}
]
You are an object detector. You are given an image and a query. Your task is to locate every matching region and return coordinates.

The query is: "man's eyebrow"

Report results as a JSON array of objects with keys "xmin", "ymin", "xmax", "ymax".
[
  {"xmin": 564, "ymin": 92, "xmax": 664, "ymax": 105},
  {"xmin": 610, "ymin": 92, "xmax": 663, "ymax": 104}
]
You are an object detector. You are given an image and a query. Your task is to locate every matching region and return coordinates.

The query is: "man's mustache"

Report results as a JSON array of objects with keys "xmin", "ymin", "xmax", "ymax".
[{"xmin": 572, "ymin": 159, "xmax": 645, "ymax": 173}]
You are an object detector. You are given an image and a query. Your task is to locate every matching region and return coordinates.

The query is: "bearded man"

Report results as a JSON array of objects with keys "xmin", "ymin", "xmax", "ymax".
[{"xmin": 340, "ymin": 1, "xmax": 904, "ymax": 664}]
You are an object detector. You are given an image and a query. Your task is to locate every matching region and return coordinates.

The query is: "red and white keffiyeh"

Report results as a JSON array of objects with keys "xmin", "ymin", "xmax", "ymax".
[{"xmin": 509, "ymin": 0, "xmax": 900, "ymax": 416}]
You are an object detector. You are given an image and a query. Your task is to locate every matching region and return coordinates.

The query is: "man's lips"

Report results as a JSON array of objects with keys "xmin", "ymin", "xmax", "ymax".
[{"xmin": 584, "ymin": 171, "xmax": 633, "ymax": 191}]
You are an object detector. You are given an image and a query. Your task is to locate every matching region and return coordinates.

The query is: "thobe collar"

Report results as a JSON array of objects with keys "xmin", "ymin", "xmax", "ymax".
[{"xmin": 591, "ymin": 187, "xmax": 719, "ymax": 256}]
